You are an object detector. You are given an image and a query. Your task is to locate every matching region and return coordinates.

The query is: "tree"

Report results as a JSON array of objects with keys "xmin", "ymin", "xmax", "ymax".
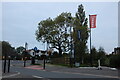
[
  {"xmin": 36, "ymin": 12, "xmax": 72, "ymax": 56},
  {"xmin": 2, "ymin": 41, "xmax": 11, "ymax": 57},
  {"xmin": 97, "ymin": 47, "xmax": 107, "ymax": 65},
  {"xmin": 110, "ymin": 54, "xmax": 120, "ymax": 68},
  {"xmin": 21, "ymin": 50, "xmax": 31, "ymax": 60},
  {"xmin": 91, "ymin": 46, "xmax": 98, "ymax": 66},
  {"xmin": 1, "ymin": 41, "xmax": 19, "ymax": 59},
  {"xmin": 16, "ymin": 46, "xmax": 25, "ymax": 55},
  {"xmin": 73, "ymin": 4, "xmax": 89, "ymax": 64}
]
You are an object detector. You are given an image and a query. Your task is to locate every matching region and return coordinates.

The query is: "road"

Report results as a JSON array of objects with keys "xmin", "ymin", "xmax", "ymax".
[{"xmin": 1, "ymin": 60, "xmax": 120, "ymax": 80}]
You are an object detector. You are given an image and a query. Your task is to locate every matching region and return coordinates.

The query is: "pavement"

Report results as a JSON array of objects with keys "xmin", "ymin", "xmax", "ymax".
[
  {"xmin": 1, "ymin": 60, "xmax": 120, "ymax": 79},
  {"xmin": 43, "ymin": 64, "xmax": 119, "ymax": 78}
]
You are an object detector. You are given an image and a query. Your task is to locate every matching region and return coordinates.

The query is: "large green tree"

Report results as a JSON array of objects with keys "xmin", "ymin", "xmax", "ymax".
[
  {"xmin": 2, "ymin": 41, "xmax": 12, "ymax": 57},
  {"xmin": 1, "ymin": 41, "xmax": 19, "ymax": 59},
  {"xmin": 73, "ymin": 4, "xmax": 89, "ymax": 64},
  {"xmin": 97, "ymin": 47, "xmax": 107, "ymax": 65},
  {"xmin": 16, "ymin": 46, "xmax": 25, "ymax": 55},
  {"xmin": 109, "ymin": 54, "xmax": 120, "ymax": 68},
  {"xmin": 36, "ymin": 12, "xmax": 72, "ymax": 55},
  {"xmin": 91, "ymin": 46, "xmax": 98, "ymax": 65}
]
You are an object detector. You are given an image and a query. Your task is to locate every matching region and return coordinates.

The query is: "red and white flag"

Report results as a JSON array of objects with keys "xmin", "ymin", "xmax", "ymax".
[{"xmin": 89, "ymin": 15, "xmax": 97, "ymax": 28}]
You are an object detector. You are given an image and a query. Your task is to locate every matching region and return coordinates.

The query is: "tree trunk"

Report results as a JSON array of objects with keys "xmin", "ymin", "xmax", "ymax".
[
  {"xmin": 58, "ymin": 45, "xmax": 62, "ymax": 56},
  {"xmin": 31, "ymin": 57, "xmax": 35, "ymax": 64}
]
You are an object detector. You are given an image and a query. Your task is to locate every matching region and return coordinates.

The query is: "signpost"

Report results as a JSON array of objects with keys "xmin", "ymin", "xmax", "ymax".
[
  {"xmin": 41, "ymin": 55, "xmax": 46, "ymax": 69},
  {"xmin": 34, "ymin": 47, "xmax": 38, "ymax": 52},
  {"xmin": 8, "ymin": 56, "xmax": 11, "ymax": 73},
  {"xmin": 77, "ymin": 30, "xmax": 81, "ymax": 40}
]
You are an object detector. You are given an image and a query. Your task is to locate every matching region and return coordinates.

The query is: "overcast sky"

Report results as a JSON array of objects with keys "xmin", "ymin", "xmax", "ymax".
[{"xmin": 2, "ymin": 2, "xmax": 118, "ymax": 53}]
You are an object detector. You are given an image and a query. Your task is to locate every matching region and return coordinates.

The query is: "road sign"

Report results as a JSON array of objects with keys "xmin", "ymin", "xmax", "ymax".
[
  {"xmin": 34, "ymin": 47, "xmax": 38, "ymax": 51},
  {"xmin": 77, "ymin": 30, "xmax": 81, "ymax": 40}
]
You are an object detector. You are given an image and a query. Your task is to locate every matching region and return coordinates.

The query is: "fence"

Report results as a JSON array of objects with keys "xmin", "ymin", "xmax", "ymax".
[{"xmin": 50, "ymin": 57, "xmax": 70, "ymax": 66}]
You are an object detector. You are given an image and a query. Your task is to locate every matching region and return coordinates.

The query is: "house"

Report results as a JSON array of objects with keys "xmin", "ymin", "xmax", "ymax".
[
  {"xmin": 26, "ymin": 49, "xmax": 49, "ymax": 57},
  {"xmin": 114, "ymin": 47, "xmax": 120, "ymax": 54}
]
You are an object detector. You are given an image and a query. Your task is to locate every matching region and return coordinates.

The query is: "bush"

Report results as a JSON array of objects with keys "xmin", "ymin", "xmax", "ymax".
[{"xmin": 109, "ymin": 54, "xmax": 120, "ymax": 68}]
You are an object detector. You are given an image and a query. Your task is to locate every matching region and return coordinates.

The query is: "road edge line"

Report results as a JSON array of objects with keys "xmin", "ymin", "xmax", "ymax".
[
  {"xmin": 33, "ymin": 75, "xmax": 43, "ymax": 78},
  {"xmin": 2, "ymin": 71, "xmax": 20, "ymax": 78}
]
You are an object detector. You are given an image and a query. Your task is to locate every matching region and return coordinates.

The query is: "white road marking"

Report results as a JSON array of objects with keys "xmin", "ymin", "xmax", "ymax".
[
  {"xmin": 110, "ymin": 68, "xmax": 117, "ymax": 70},
  {"xmin": 2, "ymin": 71, "xmax": 20, "ymax": 78},
  {"xmin": 33, "ymin": 75, "xmax": 43, "ymax": 78}
]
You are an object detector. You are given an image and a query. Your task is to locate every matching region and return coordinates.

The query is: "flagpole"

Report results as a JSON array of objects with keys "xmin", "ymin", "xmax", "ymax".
[
  {"xmin": 89, "ymin": 15, "xmax": 92, "ymax": 67},
  {"xmin": 90, "ymin": 26, "xmax": 92, "ymax": 66}
]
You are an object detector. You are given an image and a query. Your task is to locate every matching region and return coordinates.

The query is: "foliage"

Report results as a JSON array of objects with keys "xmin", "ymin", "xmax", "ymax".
[
  {"xmin": 91, "ymin": 46, "xmax": 98, "ymax": 65},
  {"xmin": 73, "ymin": 4, "xmax": 89, "ymax": 64},
  {"xmin": 21, "ymin": 50, "xmax": 32, "ymax": 59},
  {"xmin": 2, "ymin": 41, "xmax": 12, "ymax": 56},
  {"xmin": 1, "ymin": 41, "xmax": 20, "ymax": 59},
  {"xmin": 50, "ymin": 51, "xmax": 61, "ymax": 58},
  {"xmin": 97, "ymin": 47, "xmax": 107, "ymax": 65},
  {"xmin": 109, "ymin": 54, "xmax": 120, "ymax": 68},
  {"xmin": 16, "ymin": 46, "xmax": 25, "ymax": 54},
  {"xmin": 36, "ymin": 12, "xmax": 72, "ymax": 55}
]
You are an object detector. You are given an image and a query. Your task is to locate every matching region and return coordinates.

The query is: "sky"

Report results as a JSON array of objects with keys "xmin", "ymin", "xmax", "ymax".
[{"xmin": 1, "ymin": 2, "xmax": 118, "ymax": 53}]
